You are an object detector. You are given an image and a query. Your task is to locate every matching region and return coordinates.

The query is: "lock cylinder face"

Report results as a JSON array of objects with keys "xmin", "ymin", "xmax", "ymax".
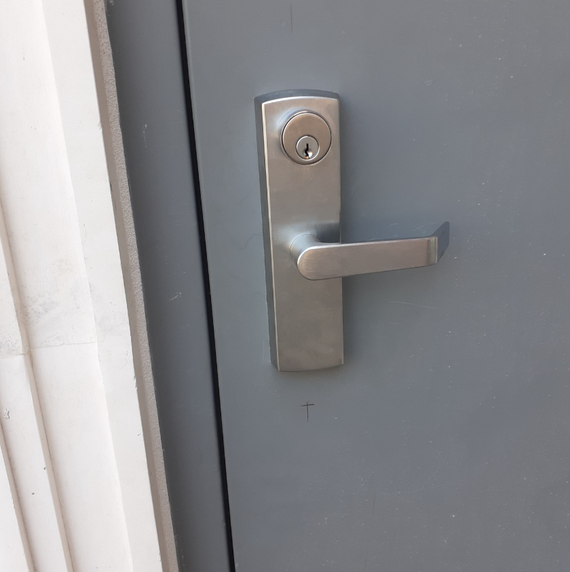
[{"xmin": 281, "ymin": 111, "xmax": 332, "ymax": 165}]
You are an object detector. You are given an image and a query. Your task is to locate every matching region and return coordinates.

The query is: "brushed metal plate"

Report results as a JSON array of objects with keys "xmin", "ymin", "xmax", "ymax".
[{"xmin": 255, "ymin": 90, "xmax": 343, "ymax": 371}]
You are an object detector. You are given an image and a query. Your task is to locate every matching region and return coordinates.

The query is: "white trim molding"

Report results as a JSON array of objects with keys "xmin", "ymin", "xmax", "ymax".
[{"xmin": 0, "ymin": 1, "xmax": 174, "ymax": 570}]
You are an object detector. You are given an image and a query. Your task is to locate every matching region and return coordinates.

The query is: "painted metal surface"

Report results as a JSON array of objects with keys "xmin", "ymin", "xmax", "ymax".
[
  {"xmin": 180, "ymin": 0, "xmax": 570, "ymax": 568},
  {"xmin": 104, "ymin": 1, "xmax": 230, "ymax": 571}
]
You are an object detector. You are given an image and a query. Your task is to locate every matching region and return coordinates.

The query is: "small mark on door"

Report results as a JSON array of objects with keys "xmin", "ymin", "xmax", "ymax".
[{"xmin": 301, "ymin": 401, "xmax": 314, "ymax": 421}]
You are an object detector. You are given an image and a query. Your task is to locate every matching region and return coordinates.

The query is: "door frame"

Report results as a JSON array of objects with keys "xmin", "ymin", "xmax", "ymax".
[{"xmin": 102, "ymin": 0, "xmax": 233, "ymax": 570}]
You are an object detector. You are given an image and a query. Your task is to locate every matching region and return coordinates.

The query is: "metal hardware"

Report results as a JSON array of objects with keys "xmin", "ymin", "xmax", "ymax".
[
  {"xmin": 281, "ymin": 111, "xmax": 331, "ymax": 165},
  {"xmin": 296, "ymin": 135, "xmax": 319, "ymax": 161},
  {"xmin": 255, "ymin": 90, "xmax": 450, "ymax": 372},
  {"xmin": 291, "ymin": 223, "xmax": 449, "ymax": 280}
]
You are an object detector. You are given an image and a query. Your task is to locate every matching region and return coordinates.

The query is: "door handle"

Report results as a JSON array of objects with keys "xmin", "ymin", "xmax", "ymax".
[
  {"xmin": 291, "ymin": 223, "xmax": 449, "ymax": 280},
  {"xmin": 255, "ymin": 90, "xmax": 450, "ymax": 372}
]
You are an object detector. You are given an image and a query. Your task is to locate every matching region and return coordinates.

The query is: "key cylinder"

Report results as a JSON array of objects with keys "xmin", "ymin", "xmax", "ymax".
[{"xmin": 281, "ymin": 111, "xmax": 331, "ymax": 165}]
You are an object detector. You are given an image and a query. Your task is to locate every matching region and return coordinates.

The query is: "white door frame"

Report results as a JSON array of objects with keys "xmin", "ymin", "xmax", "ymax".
[{"xmin": 0, "ymin": 1, "xmax": 177, "ymax": 569}]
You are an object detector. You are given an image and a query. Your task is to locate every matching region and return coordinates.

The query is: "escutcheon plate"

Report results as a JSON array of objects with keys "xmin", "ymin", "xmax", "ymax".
[{"xmin": 255, "ymin": 90, "xmax": 343, "ymax": 371}]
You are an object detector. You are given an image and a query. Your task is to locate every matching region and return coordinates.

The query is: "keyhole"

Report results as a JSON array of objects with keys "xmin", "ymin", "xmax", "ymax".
[{"xmin": 295, "ymin": 135, "xmax": 319, "ymax": 162}]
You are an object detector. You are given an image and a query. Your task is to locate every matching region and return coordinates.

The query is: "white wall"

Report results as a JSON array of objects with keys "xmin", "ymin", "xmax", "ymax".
[{"xmin": 0, "ymin": 1, "xmax": 170, "ymax": 570}]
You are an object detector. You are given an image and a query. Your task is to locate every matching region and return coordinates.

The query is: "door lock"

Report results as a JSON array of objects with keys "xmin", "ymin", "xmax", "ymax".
[
  {"xmin": 281, "ymin": 110, "xmax": 331, "ymax": 164},
  {"xmin": 255, "ymin": 90, "xmax": 450, "ymax": 371}
]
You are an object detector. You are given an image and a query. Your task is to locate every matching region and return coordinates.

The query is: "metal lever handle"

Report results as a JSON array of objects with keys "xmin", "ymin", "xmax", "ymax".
[
  {"xmin": 255, "ymin": 90, "xmax": 451, "ymax": 371},
  {"xmin": 291, "ymin": 222, "xmax": 450, "ymax": 281}
]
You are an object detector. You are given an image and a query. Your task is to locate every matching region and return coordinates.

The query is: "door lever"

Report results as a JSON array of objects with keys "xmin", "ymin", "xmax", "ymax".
[
  {"xmin": 291, "ymin": 223, "xmax": 449, "ymax": 281},
  {"xmin": 255, "ymin": 90, "xmax": 450, "ymax": 371}
]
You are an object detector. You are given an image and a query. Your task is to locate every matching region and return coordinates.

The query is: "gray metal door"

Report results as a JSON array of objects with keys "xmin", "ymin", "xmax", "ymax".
[
  {"xmin": 106, "ymin": 0, "xmax": 570, "ymax": 570},
  {"xmin": 181, "ymin": 1, "xmax": 570, "ymax": 570}
]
